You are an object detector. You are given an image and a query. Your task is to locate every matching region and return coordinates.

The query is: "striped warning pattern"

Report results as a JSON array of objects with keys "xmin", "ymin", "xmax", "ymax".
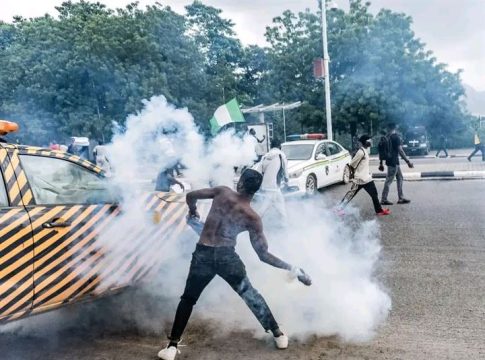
[
  {"xmin": 0, "ymin": 207, "xmax": 37, "ymax": 322},
  {"xmin": 0, "ymin": 149, "xmax": 34, "ymax": 207},
  {"xmin": 0, "ymin": 191, "xmax": 201, "ymax": 324},
  {"xmin": 0, "ymin": 204, "xmax": 119, "ymax": 323},
  {"xmin": 17, "ymin": 146, "xmax": 102, "ymax": 175},
  {"xmin": 81, "ymin": 193, "xmax": 191, "ymax": 297}
]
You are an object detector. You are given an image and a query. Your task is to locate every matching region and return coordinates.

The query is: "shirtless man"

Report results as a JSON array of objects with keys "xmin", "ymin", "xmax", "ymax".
[{"xmin": 158, "ymin": 169, "xmax": 311, "ymax": 360}]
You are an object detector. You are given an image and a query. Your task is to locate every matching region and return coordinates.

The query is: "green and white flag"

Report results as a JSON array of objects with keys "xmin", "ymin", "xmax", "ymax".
[{"xmin": 209, "ymin": 98, "xmax": 245, "ymax": 135}]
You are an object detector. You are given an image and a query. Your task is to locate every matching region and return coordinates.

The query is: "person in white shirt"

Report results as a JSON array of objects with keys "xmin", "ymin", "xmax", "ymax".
[
  {"xmin": 253, "ymin": 138, "xmax": 289, "ymax": 223},
  {"xmin": 249, "ymin": 128, "xmax": 267, "ymax": 162},
  {"xmin": 93, "ymin": 140, "xmax": 111, "ymax": 175},
  {"xmin": 337, "ymin": 135, "xmax": 390, "ymax": 216}
]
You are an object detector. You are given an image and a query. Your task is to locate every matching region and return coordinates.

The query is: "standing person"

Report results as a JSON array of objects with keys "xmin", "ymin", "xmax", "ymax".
[
  {"xmin": 93, "ymin": 140, "xmax": 111, "ymax": 174},
  {"xmin": 66, "ymin": 137, "xmax": 76, "ymax": 155},
  {"xmin": 381, "ymin": 123, "xmax": 414, "ymax": 205},
  {"xmin": 157, "ymin": 169, "xmax": 311, "ymax": 360},
  {"xmin": 253, "ymin": 138, "xmax": 289, "ymax": 223},
  {"xmin": 155, "ymin": 166, "xmax": 185, "ymax": 192},
  {"xmin": 249, "ymin": 128, "xmax": 266, "ymax": 162},
  {"xmin": 435, "ymin": 133, "xmax": 449, "ymax": 158},
  {"xmin": 467, "ymin": 127, "xmax": 484, "ymax": 162},
  {"xmin": 377, "ymin": 130, "xmax": 387, "ymax": 172},
  {"xmin": 338, "ymin": 135, "xmax": 390, "ymax": 216}
]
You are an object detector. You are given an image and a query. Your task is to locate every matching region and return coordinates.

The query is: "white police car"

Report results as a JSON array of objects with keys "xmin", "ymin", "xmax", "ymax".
[{"xmin": 281, "ymin": 134, "xmax": 351, "ymax": 195}]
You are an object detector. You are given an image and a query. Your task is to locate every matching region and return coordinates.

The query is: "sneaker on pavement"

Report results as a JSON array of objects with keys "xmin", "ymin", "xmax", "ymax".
[
  {"xmin": 274, "ymin": 334, "xmax": 289, "ymax": 349},
  {"xmin": 467, "ymin": 157, "xmax": 471, "ymax": 162},
  {"xmin": 381, "ymin": 200, "xmax": 393, "ymax": 205},
  {"xmin": 377, "ymin": 208, "xmax": 391, "ymax": 216},
  {"xmin": 397, "ymin": 198, "xmax": 411, "ymax": 204},
  {"xmin": 158, "ymin": 346, "xmax": 180, "ymax": 360}
]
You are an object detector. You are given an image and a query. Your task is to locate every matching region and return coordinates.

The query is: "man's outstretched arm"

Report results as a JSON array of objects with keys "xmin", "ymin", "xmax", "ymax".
[
  {"xmin": 249, "ymin": 217, "xmax": 312, "ymax": 285},
  {"xmin": 249, "ymin": 218, "xmax": 291, "ymax": 270}
]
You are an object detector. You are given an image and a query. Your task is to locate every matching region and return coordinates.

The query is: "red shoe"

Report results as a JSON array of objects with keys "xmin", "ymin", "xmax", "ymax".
[
  {"xmin": 333, "ymin": 208, "xmax": 345, "ymax": 217},
  {"xmin": 377, "ymin": 208, "xmax": 391, "ymax": 216}
]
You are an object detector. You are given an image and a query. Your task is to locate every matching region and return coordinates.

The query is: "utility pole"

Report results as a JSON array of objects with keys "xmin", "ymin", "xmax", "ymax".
[{"xmin": 320, "ymin": 0, "xmax": 333, "ymax": 140}]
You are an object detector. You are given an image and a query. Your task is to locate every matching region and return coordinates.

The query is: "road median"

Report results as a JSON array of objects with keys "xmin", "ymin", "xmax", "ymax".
[{"xmin": 373, "ymin": 170, "xmax": 485, "ymax": 180}]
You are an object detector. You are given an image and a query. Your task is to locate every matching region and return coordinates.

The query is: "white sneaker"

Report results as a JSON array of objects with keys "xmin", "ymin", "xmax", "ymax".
[
  {"xmin": 274, "ymin": 334, "xmax": 289, "ymax": 349},
  {"xmin": 158, "ymin": 346, "xmax": 180, "ymax": 360}
]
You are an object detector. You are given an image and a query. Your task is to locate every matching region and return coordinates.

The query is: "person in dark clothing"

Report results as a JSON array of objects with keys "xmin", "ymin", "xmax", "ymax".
[
  {"xmin": 377, "ymin": 130, "xmax": 387, "ymax": 172},
  {"xmin": 155, "ymin": 166, "xmax": 185, "ymax": 192},
  {"xmin": 467, "ymin": 128, "xmax": 485, "ymax": 162},
  {"xmin": 157, "ymin": 169, "xmax": 311, "ymax": 360},
  {"xmin": 435, "ymin": 134, "xmax": 449, "ymax": 158},
  {"xmin": 337, "ymin": 135, "xmax": 390, "ymax": 216},
  {"xmin": 381, "ymin": 123, "xmax": 414, "ymax": 205},
  {"xmin": 66, "ymin": 137, "xmax": 76, "ymax": 155}
]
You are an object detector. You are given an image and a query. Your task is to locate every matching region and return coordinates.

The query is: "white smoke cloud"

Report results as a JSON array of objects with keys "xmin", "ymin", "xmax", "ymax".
[
  {"xmin": 101, "ymin": 95, "xmax": 391, "ymax": 342},
  {"xmin": 1, "ymin": 95, "xmax": 390, "ymax": 345}
]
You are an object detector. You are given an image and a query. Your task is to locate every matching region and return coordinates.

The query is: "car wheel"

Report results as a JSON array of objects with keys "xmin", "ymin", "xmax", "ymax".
[
  {"xmin": 342, "ymin": 164, "xmax": 351, "ymax": 184},
  {"xmin": 305, "ymin": 174, "xmax": 317, "ymax": 195}
]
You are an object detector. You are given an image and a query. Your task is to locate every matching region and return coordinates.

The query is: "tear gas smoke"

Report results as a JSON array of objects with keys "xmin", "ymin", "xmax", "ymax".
[
  {"xmin": 101, "ymin": 95, "xmax": 391, "ymax": 342},
  {"xmin": 1, "ymin": 96, "xmax": 390, "ymax": 344}
]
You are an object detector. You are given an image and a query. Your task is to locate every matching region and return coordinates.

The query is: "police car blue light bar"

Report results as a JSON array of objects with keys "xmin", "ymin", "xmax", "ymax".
[{"xmin": 286, "ymin": 133, "xmax": 326, "ymax": 141}]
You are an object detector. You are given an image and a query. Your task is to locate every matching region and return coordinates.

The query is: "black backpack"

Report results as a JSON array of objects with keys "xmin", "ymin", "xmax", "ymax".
[{"xmin": 378, "ymin": 135, "xmax": 391, "ymax": 161}]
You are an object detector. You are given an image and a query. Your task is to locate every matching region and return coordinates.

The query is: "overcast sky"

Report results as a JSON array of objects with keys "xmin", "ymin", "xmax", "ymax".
[{"xmin": 2, "ymin": 0, "xmax": 484, "ymax": 90}]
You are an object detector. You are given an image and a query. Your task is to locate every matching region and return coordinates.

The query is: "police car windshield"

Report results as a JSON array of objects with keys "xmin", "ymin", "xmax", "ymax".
[{"xmin": 281, "ymin": 144, "xmax": 314, "ymax": 160}]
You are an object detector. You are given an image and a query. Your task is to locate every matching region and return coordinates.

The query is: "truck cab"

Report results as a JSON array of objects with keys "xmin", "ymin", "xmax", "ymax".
[{"xmin": 403, "ymin": 126, "xmax": 430, "ymax": 156}]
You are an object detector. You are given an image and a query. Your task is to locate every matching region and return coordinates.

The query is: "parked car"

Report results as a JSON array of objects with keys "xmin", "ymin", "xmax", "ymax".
[{"xmin": 281, "ymin": 134, "xmax": 351, "ymax": 196}]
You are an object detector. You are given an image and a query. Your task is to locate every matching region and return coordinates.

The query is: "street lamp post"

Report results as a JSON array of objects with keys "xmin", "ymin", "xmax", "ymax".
[{"xmin": 320, "ymin": 0, "xmax": 333, "ymax": 140}]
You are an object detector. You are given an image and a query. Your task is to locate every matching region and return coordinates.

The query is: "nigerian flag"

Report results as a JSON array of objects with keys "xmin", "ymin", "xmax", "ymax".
[{"xmin": 209, "ymin": 98, "xmax": 245, "ymax": 135}]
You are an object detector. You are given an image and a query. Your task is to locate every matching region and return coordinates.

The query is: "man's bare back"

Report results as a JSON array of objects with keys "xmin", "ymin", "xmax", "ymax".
[{"xmin": 192, "ymin": 186, "xmax": 258, "ymax": 247}]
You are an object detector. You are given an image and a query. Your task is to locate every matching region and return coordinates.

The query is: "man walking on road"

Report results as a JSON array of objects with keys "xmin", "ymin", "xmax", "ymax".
[
  {"xmin": 435, "ymin": 133, "xmax": 449, "ymax": 158},
  {"xmin": 381, "ymin": 123, "xmax": 414, "ymax": 205},
  {"xmin": 467, "ymin": 127, "xmax": 484, "ymax": 162},
  {"xmin": 338, "ymin": 135, "xmax": 390, "ymax": 216},
  {"xmin": 158, "ymin": 169, "xmax": 311, "ymax": 360}
]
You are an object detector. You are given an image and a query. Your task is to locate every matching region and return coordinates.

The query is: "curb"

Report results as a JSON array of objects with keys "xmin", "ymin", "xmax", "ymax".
[
  {"xmin": 370, "ymin": 154, "xmax": 481, "ymax": 160},
  {"xmin": 372, "ymin": 171, "xmax": 485, "ymax": 180}
]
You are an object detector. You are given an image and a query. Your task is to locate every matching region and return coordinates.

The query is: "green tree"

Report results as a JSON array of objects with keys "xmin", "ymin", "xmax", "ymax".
[{"xmin": 262, "ymin": 0, "xmax": 467, "ymax": 143}]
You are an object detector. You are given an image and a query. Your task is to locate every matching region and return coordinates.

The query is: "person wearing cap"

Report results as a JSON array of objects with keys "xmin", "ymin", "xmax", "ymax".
[{"xmin": 337, "ymin": 135, "xmax": 390, "ymax": 216}]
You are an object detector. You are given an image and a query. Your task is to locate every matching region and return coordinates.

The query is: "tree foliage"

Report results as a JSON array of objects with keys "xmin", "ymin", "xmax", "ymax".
[
  {"xmin": 262, "ymin": 0, "xmax": 467, "ymax": 143},
  {"xmin": 0, "ymin": 0, "xmax": 469, "ymax": 146}
]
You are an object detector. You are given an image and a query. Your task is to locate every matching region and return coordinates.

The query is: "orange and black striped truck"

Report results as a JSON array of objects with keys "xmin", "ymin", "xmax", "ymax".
[{"xmin": 0, "ymin": 142, "xmax": 190, "ymax": 324}]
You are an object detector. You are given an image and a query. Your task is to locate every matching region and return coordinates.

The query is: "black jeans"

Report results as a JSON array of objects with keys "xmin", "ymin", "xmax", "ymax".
[
  {"xmin": 340, "ymin": 181, "xmax": 383, "ymax": 213},
  {"xmin": 169, "ymin": 244, "xmax": 279, "ymax": 342},
  {"xmin": 468, "ymin": 144, "xmax": 485, "ymax": 161}
]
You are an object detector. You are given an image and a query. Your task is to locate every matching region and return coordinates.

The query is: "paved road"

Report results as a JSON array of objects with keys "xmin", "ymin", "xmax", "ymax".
[
  {"xmin": 2, "ymin": 181, "xmax": 485, "ymax": 359},
  {"xmin": 370, "ymin": 156, "xmax": 485, "ymax": 174}
]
